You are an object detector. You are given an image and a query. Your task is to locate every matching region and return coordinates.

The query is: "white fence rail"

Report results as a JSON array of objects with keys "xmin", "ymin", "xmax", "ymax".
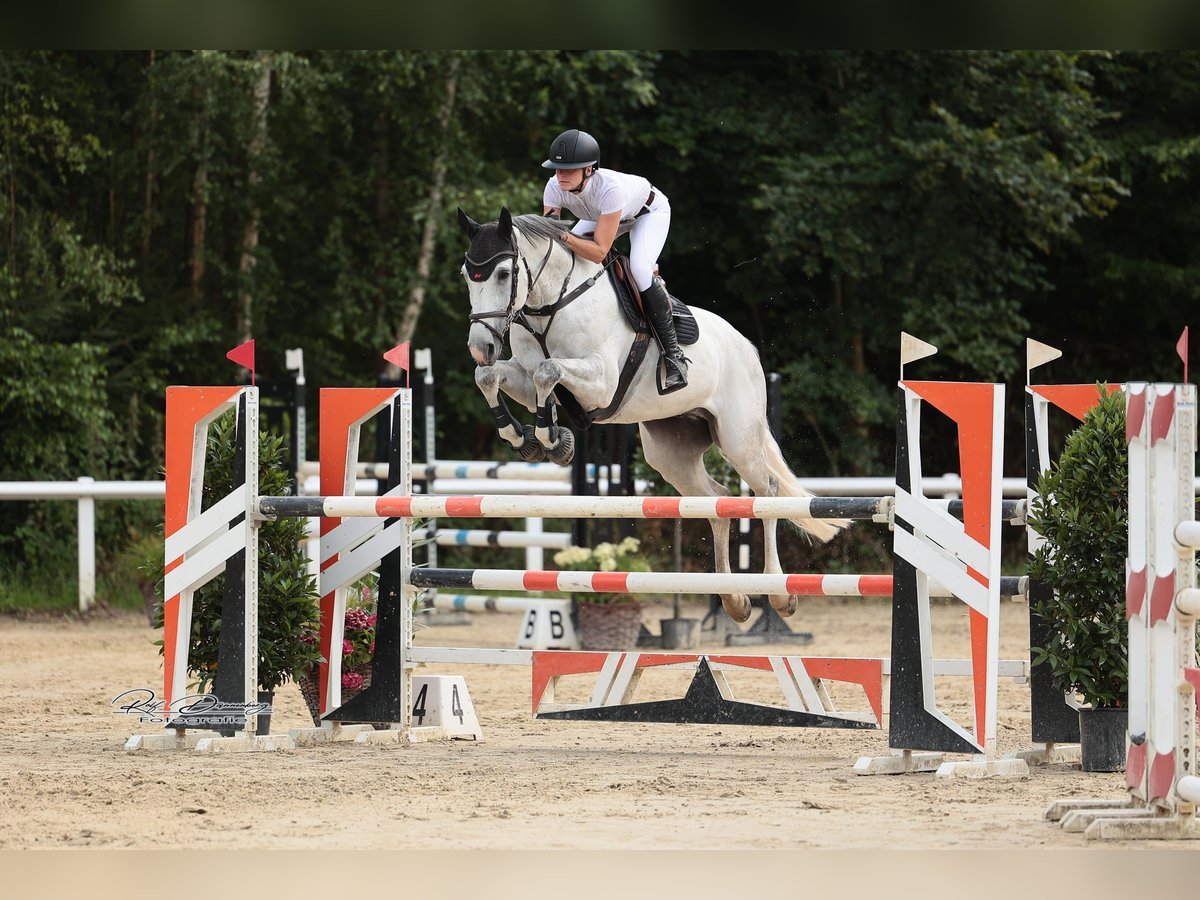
[{"xmin": 0, "ymin": 478, "xmax": 164, "ymax": 613}]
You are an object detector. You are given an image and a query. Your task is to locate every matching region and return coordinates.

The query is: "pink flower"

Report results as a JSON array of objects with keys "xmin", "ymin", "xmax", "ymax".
[
  {"xmin": 299, "ymin": 633, "xmax": 315, "ymax": 644},
  {"xmin": 341, "ymin": 671, "xmax": 364, "ymax": 691},
  {"xmin": 367, "ymin": 614, "xmax": 377, "ymax": 627},
  {"xmin": 345, "ymin": 607, "xmax": 371, "ymax": 630},
  {"xmin": 342, "ymin": 640, "xmax": 354, "ymax": 656},
  {"xmin": 369, "ymin": 642, "xmax": 375, "ymax": 654}
]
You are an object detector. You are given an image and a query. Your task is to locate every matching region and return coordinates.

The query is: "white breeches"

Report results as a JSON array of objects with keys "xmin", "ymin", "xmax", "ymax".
[{"xmin": 573, "ymin": 192, "xmax": 671, "ymax": 291}]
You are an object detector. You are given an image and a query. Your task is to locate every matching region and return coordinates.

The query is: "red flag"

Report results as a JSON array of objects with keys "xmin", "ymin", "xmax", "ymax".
[
  {"xmin": 1177, "ymin": 327, "xmax": 1189, "ymax": 384},
  {"xmin": 226, "ymin": 339, "xmax": 255, "ymax": 386},
  {"xmin": 384, "ymin": 342, "xmax": 410, "ymax": 386}
]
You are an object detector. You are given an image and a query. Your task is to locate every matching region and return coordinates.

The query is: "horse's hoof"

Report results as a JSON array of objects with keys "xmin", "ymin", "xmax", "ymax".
[
  {"xmin": 770, "ymin": 594, "xmax": 799, "ymax": 617},
  {"xmin": 721, "ymin": 594, "xmax": 752, "ymax": 623},
  {"xmin": 546, "ymin": 427, "xmax": 575, "ymax": 466},
  {"xmin": 515, "ymin": 425, "xmax": 547, "ymax": 462}
]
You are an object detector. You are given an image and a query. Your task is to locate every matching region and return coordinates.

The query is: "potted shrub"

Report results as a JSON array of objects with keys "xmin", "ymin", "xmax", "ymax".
[
  {"xmin": 554, "ymin": 537, "xmax": 651, "ymax": 650},
  {"xmin": 1028, "ymin": 385, "xmax": 1129, "ymax": 771},
  {"xmin": 152, "ymin": 411, "xmax": 321, "ymax": 734}
]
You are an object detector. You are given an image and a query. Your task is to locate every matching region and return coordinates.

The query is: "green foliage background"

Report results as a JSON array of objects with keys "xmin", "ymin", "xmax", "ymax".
[{"xmin": 2, "ymin": 51, "xmax": 1199, "ymax": 597}]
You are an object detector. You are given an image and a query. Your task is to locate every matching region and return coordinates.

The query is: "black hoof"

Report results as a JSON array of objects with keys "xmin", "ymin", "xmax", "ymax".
[
  {"xmin": 514, "ymin": 424, "xmax": 547, "ymax": 462},
  {"xmin": 546, "ymin": 427, "xmax": 575, "ymax": 466}
]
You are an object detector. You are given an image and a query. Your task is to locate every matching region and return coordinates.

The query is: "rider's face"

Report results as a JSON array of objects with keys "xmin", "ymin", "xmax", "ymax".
[{"xmin": 555, "ymin": 166, "xmax": 589, "ymax": 191}]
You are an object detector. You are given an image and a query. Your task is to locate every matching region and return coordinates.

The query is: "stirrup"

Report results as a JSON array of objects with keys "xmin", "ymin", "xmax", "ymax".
[{"xmin": 658, "ymin": 354, "xmax": 689, "ymax": 394}]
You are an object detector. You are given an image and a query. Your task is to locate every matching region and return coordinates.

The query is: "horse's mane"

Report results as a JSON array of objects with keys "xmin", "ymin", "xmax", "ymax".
[{"xmin": 512, "ymin": 214, "xmax": 573, "ymax": 244}]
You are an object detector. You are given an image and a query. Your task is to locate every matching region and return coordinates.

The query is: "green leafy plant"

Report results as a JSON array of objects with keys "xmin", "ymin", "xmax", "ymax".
[
  {"xmin": 1028, "ymin": 386, "xmax": 1128, "ymax": 709},
  {"xmin": 553, "ymin": 537, "xmax": 651, "ymax": 606},
  {"xmin": 153, "ymin": 410, "xmax": 321, "ymax": 693}
]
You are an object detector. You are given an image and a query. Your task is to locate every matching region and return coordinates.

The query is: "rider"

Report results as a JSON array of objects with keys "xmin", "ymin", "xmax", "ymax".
[{"xmin": 540, "ymin": 128, "xmax": 688, "ymax": 391}]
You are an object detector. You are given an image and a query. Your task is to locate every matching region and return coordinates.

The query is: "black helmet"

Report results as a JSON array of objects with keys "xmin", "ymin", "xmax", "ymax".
[{"xmin": 541, "ymin": 129, "xmax": 600, "ymax": 170}]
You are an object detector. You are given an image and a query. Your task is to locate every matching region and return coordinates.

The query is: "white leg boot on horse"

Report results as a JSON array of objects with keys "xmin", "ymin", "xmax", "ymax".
[{"xmin": 641, "ymin": 278, "xmax": 689, "ymax": 392}]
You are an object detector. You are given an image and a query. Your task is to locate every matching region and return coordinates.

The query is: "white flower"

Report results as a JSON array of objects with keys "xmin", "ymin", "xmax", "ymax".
[
  {"xmin": 618, "ymin": 536, "xmax": 640, "ymax": 556},
  {"xmin": 553, "ymin": 546, "xmax": 591, "ymax": 568}
]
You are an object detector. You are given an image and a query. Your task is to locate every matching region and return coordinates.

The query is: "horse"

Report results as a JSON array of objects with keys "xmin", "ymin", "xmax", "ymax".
[{"xmin": 456, "ymin": 206, "xmax": 846, "ymax": 623}]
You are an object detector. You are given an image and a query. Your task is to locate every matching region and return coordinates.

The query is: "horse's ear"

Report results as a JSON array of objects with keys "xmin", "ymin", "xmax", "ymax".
[
  {"xmin": 457, "ymin": 207, "xmax": 481, "ymax": 239},
  {"xmin": 496, "ymin": 207, "xmax": 513, "ymax": 242}
]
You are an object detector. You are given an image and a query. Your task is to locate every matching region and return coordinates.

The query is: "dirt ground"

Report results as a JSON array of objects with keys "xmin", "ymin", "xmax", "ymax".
[{"xmin": 0, "ymin": 596, "xmax": 1190, "ymax": 851}]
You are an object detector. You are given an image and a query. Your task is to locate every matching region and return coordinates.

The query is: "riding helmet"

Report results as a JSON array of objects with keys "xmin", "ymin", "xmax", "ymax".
[{"xmin": 541, "ymin": 129, "xmax": 600, "ymax": 169}]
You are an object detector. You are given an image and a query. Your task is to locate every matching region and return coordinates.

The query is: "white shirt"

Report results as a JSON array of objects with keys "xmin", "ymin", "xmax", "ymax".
[{"xmin": 542, "ymin": 168, "xmax": 653, "ymax": 224}]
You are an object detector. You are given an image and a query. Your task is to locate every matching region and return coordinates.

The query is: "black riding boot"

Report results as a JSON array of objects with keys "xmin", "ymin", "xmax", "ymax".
[{"xmin": 642, "ymin": 278, "xmax": 688, "ymax": 391}]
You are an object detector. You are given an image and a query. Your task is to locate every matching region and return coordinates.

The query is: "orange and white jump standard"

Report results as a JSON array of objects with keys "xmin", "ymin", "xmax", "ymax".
[
  {"xmin": 852, "ymin": 334, "xmax": 1026, "ymax": 778},
  {"xmin": 125, "ymin": 386, "xmax": 290, "ymax": 752}
]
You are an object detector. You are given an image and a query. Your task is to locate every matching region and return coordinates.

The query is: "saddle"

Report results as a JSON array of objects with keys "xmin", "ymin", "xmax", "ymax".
[
  {"xmin": 552, "ymin": 252, "xmax": 699, "ymax": 431},
  {"xmin": 608, "ymin": 254, "xmax": 699, "ymax": 346}
]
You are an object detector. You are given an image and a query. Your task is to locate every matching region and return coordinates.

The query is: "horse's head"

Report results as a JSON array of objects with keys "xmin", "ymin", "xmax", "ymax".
[{"xmin": 459, "ymin": 206, "xmax": 522, "ymax": 366}]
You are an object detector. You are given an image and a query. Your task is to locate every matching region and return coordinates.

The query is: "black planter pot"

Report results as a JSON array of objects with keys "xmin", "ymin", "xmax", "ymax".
[
  {"xmin": 1077, "ymin": 706, "xmax": 1128, "ymax": 772},
  {"xmin": 255, "ymin": 690, "xmax": 275, "ymax": 736}
]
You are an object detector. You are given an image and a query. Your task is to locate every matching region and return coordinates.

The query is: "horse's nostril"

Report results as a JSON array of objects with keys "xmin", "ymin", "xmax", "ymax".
[{"xmin": 486, "ymin": 343, "xmax": 495, "ymax": 360}]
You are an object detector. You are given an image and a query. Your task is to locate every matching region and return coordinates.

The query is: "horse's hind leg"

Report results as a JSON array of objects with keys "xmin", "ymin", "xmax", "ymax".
[
  {"xmin": 760, "ymin": 478, "xmax": 797, "ymax": 616},
  {"xmin": 717, "ymin": 428, "xmax": 798, "ymax": 616},
  {"xmin": 639, "ymin": 416, "xmax": 751, "ymax": 624}
]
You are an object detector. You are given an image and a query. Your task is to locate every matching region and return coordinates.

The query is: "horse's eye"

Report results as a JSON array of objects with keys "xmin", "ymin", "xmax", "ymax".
[{"xmin": 497, "ymin": 269, "xmax": 510, "ymax": 281}]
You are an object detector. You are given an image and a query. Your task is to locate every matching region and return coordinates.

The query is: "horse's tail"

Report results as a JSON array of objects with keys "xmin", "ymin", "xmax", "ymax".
[{"xmin": 761, "ymin": 436, "xmax": 849, "ymax": 543}]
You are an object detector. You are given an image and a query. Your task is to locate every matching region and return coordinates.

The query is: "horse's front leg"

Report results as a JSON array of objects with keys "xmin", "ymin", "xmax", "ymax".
[
  {"xmin": 475, "ymin": 362, "xmax": 544, "ymax": 461},
  {"xmin": 531, "ymin": 357, "xmax": 611, "ymax": 466}
]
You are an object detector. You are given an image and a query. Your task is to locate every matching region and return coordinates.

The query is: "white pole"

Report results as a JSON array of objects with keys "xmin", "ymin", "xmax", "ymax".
[
  {"xmin": 526, "ymin": 517, "xmax": 545, "ymax": 570},
  {"xmin": 77, "ymin": 477, "xmax": 95, "ymax": 613}
]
